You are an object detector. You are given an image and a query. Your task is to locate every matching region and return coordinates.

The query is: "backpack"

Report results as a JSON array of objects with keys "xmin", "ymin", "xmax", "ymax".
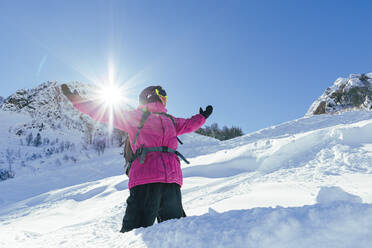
[
  {"xmin": 123, "ymin": 135, "xmax": 135, "ymax": 176},
  {"xmin": 122, "ymin": 110, "xmax": 185, "ymax": 176}
]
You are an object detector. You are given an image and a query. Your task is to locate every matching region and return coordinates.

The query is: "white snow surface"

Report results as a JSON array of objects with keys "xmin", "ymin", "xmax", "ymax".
[{"xmin": 1, "ymin": 110, "xmax": 372, "ymax": 247}]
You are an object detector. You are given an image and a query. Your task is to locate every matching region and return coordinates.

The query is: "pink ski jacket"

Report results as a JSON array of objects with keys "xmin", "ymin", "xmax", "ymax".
[{"xmin": 72, "ymin": 99, "xmax": 206, "ymax": 189}]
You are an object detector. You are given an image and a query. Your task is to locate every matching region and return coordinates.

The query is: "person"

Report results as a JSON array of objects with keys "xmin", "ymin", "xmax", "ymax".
[{"xmin": 61, "ymin": 84, "xmax": 213, "ymax": 232}]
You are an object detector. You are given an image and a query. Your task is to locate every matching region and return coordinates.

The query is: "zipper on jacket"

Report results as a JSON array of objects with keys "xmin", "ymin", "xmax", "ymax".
[{"xmin": 159, "ymin": 115, "xmax": 167, "ymax": 182}]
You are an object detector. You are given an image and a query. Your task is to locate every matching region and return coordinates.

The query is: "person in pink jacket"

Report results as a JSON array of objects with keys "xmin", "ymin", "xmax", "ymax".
[{"xmin": 61, "ymin": 84, "xmax": 213, "ymax": 232}]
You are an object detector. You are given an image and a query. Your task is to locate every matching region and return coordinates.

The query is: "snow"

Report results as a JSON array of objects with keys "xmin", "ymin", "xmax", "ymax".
[
  {"xmin": 344, "ymin": 78, "xmax": 364, "ymax": 91},
  {"xmin": 333, "ymin": 77, "xmax": 348, "ymax": 87},
  {"xmin": 1, "ymin": 103, "xmax": 372, "ymax": 247},
  {"xmin": 134, "ymin": 200, "xmax": 372, "ymax": 248},
  {"xmin": 316, "ymin": 186, "xmax": 362, "ymax": 205}
]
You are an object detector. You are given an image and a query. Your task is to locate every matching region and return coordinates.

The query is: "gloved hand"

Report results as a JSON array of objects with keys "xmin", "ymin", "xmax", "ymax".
[
  {"xmin": 61, "ymin": 84, "xmax": 73, "ymax": 96},
  {"xmin": 61, "ymin": 84, "xmax": 81, "ymax": 102},
  {"xmin": 199, "ymin": 105, "xmax": 213, "ymax": 119}
]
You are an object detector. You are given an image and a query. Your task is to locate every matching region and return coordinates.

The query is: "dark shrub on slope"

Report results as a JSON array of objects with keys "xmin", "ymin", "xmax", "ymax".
[{"xmin": 196, "ymin": 123, "xmax": 244, "ymax": 141}]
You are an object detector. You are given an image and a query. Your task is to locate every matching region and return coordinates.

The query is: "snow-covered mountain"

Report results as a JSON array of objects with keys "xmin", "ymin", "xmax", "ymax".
[
  {"xmin": 1, "ymin": 81, "xmax": 105, "ymax": 134},
  {"xmin": 0, "ymin": 96, "xmax": 4, "ymax": 106},
  {"xmin": 0, "ymin": 80, "xmax": 372, "ymax": 247},
  {"xmin": 307, "ymin": 73, "xmax": 372, "ymax": 116},
  {"xmin": 0, "ymin": 82, "xmax": 122, "ymax": 181}
]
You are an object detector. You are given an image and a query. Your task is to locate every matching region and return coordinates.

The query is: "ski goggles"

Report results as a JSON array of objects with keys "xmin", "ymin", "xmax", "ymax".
[{"xmin": 155, "ymin": 88, "xmax": 167, "ymax": 105}]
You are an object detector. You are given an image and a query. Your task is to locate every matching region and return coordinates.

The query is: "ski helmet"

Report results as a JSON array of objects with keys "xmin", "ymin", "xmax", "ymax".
[{"xmin": 139, "ymin": 86, "xmax": 167, "ymax": 106}]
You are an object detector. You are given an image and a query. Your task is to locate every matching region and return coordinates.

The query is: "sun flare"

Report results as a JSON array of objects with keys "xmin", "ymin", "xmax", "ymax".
[
  {"xmin": 99, "ymin": 84, "xmax": 124, "ymax": 106},
  {"xmin": 86, "ymin": 59, "xmax": 140, "ymax": 134},
  {"xmin": 89, "ymin": 81, "xmax": 129, "ymax": 134}
]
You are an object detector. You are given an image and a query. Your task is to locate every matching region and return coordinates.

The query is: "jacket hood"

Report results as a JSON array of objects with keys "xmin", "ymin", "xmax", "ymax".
[{"xmin": 137, "ymin": 101, "xmax": 167, "ymax": 113}]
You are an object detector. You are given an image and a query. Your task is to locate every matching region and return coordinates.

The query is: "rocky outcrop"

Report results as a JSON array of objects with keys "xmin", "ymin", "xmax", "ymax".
[{"xmin": 306, "ymin": 73, "xmax": 372, "ymax": 116}]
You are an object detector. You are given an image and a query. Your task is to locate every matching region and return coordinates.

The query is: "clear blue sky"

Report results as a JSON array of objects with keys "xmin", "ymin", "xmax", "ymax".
[{"xmin": 1, "ymin": 0, "xmax": 371, "ymax": 133}]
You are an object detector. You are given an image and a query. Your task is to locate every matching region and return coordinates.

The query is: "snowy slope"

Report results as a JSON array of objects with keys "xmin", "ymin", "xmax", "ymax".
[{"xmin": 1, "ymin": 110, "xmax": 372, "ymax": 247}]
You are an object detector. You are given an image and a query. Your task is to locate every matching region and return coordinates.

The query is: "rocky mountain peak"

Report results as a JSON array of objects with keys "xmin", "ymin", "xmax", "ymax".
[
  {"xmin": 306, "ymin": 73, "xmax": 372, "ymax": 116},
  {"xmin": 1, "ymin": 81, "xmax": 108, "ymax": 138}
]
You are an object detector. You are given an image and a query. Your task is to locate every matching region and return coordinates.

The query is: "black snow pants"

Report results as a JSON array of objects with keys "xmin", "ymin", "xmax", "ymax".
[{"xmin": 120, "ymin": 182, "xmax": 186, "ymax": 233}]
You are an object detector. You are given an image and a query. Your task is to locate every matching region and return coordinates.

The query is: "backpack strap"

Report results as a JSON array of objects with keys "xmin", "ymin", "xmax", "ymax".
[
  {"xmin": 155, "ymin": 112, "xmax": 175, "ymax": 125},
  {"xmin": 125, "ymin": 110, "xmax": 188, "ymax": 176},
  {"xmin": 129, "ymin": 111, "xmax": 188, "ymax": 165},
  {"xmin": 133, "ymin": 110, "xmax": 184, "ymax": 147},
  {"xmin": 135, "ymin": 146, "xmax": 190, "ymax": 164},
  {"xmin": 132, "ymin": 110, "xmax": 151, "ymax": 146},
  {"xmin": 152, "ymin": 112, "xmax": 183, "ymax": 144}
]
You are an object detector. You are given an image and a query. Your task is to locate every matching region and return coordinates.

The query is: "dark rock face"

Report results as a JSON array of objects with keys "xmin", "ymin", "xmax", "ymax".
[
  {"xmin": 313, "ymin": 101, "xmax": 326, "ymax": 115},
  {"xmin": 5, "ymin": 89, "xmax": 31, "ymax": 110},
  {"xmin": 306, "ymin": 73, "xmax": 372, "ymax": 116}
]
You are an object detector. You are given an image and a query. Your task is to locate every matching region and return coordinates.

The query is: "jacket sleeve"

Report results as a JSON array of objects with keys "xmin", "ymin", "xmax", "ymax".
[
  {"xmin": 71, "ymin": 97, "xmax": 137, "ymax": 132},
  {"xmin": 174, "ymin": 114, "xmax": 206, "ymax": 136}
]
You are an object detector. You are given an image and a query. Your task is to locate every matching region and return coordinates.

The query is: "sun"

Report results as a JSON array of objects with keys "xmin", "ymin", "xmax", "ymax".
[
  {"xmin": 87, "ymin": 60, "xmax": 138, "ymax": 134},
  {"xmin": 99, "ymin": 84, "xmax": 124, "ymax": 106},
  {"xmin": 93, "ymin": 82, "xmax": 128, "ymax": 108},
  {"xmin": 89, "ymin": 81, "xmax": 129, "ymax": 134}
]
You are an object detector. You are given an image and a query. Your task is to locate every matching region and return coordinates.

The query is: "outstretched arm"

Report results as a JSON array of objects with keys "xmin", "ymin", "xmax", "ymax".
[
  {"xmin": 61, "ymin": 84, "xmax": 135, "ymax": 131},
  {"xmin": 174, "ymin": 105, "xmax": 213, "ymax": 136}
]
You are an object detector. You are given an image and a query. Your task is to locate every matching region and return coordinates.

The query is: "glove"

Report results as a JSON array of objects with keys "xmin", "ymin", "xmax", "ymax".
[
  {"xmin": 61, "ymin": 84, "xmax": 82, "ymax": 102},
  {"xmin": 199, "ymin": 105, "xmax": 213, "ymax": 119},
  {"xmin": 61, "ymin": 84, "xmax": 73, "ymax": 97}
]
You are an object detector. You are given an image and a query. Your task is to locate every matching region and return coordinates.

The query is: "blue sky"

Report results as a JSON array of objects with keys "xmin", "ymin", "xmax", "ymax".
[{"xmin": 0, "ymin": 0, "xmax": 371, "ymax": 133}]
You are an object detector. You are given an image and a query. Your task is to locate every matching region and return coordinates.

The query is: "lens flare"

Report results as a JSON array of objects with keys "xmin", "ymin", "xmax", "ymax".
[
  {"xmin": 89, "ymin": 81, "xmax": 129, "ymax": 135},
  {"xmin": 90, "ymin": 58, "xmax": 133, "ymax": 109},
  {"xmin": 97, "ymin": 83, "xmax": 126, "ymax": 106}
]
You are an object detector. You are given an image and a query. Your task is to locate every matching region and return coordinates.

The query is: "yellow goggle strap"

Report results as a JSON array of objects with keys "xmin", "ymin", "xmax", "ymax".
[{"xmin": 155, "ymin": 89, "xmax": 167, "ymax": 101}]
